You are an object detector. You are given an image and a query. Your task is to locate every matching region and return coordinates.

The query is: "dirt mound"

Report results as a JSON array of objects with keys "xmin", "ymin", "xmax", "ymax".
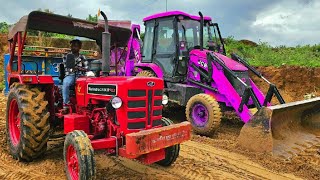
[
  {"xmin": 238, "ymin": 39, "xmax": 258, "ymax": 47},
  {"xmin": 252, "ymin": 66, "xmax": 320, "ymax": 103}
]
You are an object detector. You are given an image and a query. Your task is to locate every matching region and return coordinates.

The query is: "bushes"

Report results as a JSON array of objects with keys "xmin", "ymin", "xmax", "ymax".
[{"xmin": 224, "ymin": 37, "xmax": 320, "ymax": 67}]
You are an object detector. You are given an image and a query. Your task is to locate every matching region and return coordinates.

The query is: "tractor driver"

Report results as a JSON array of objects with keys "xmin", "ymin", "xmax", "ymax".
[{"xmin": 62, "ymin": 39, "xmax": 89, "ymax": 113}]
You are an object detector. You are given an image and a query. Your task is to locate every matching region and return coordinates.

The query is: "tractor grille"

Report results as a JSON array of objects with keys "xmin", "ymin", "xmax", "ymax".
[{"xmin": 127, "ymin": 89, "xmax": 163, "ymax": 129}]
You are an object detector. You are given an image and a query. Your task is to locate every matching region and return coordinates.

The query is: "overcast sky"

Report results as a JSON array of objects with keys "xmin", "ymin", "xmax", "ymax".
[{"xmin": 0, "ymin": 0, "xmax": 319, "ymax": 46}]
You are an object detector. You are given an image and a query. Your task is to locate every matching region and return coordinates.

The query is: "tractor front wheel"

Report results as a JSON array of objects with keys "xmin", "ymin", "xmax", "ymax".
[
  {"xmin": 186, "ymin": 93, "xmax": 222, "ymax": 136},
  {"xmin": 6, "ymin": 83, "xmax": 50, "ymax": 161},
  {"xmin": 64, "ymin": 130, "xmax": 95, "ymax": 180},
  {"xmin": 156, "ymin": 117, "xmax": 180, "ymax": 166}
]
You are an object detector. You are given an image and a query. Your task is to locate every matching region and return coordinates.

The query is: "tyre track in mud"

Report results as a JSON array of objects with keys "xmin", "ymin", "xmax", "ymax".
[
  {"xmin": 0, "ymin": 149, "xmax": 50, "ymax": 180},
  {"xmin": 180, "ymin": 141, "xmax": 300, "ymax": 180},
  {"xmin": 293, "ymin": 143, "xmax": 320, "ymax": 166},
  {"xmin": 110, "ymin": 140, "xmax": 300, "ymax": 180}
]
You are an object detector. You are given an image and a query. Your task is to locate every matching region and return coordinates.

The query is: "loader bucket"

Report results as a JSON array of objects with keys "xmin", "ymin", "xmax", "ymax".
[{"xmin": 238, "ymin": 97, "xmax": 320, "ymax": 159}]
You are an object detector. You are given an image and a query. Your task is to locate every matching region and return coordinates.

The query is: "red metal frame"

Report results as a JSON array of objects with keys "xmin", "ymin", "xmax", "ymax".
[
  {"xmin": 7, "ymin": 28, "xmax": 191, "ymax": 165},
  {"xmin": 8, "ymin": 31, "xmax": 54, "ymax": 85},
  {"xmin": 63, "ymin": 76, "xmax": 191, "ymax": 164}
]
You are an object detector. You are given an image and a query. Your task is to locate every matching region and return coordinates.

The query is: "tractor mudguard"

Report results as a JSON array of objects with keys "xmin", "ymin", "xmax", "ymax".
[
  {"xmin": 134, "ymin": 63, "xmax": 164, "ymax": 78},
  {"xmin": 9, "ymin": 75, "xmax": 54, "ymax": 85},
  {"xmin": 238, "ymin": 97, "xmax": 320, "ymax": 159}
]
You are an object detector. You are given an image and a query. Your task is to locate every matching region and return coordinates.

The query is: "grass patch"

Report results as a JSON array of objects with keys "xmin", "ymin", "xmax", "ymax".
[{"xmin": 224, "ymin": 37, "xmax": 320, "ymax": 67}]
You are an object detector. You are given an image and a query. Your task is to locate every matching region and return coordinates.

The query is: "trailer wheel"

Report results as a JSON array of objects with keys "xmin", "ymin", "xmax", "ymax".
[
  {"xmin": 186, "ymin": 93, "xmax": 222, "ymax": 136},
  {"xmin": 136, "ymin": 70, "xmax": 156, "ymax": 77},
  {"xmin": 156, "ymin": 117, "xmax": 180, "ymax": 166},
  {"xmin": 6, "ymin": 83, "xmax": 50, "ymax": 161},
  {"xmin": 64, "ymin": 130, "xmax": 96, "ymax": 180}
]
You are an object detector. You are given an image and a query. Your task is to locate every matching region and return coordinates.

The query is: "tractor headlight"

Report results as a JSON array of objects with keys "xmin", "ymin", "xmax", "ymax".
[
  {"xmin": 162, "ymin": 94, "xmax": 169, "ymax": 105},
  {"xmin": 111, "ymin": 96, "xmax": 122, "ymax": 109}
]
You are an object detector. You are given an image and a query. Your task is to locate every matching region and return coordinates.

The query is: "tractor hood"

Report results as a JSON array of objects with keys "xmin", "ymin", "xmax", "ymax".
[{"xmin": 190, "ymin": 49, "xmax": 248, "ymax": 71}]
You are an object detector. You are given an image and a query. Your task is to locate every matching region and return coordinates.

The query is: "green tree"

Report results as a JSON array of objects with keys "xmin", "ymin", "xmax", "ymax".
[
  {"xmin": 86, "ymin": 14, "xmax": 98, "ymax": 22},
  {"xmin": 0, "ymin": 22, "xmax": 9, "ymax": 33}
]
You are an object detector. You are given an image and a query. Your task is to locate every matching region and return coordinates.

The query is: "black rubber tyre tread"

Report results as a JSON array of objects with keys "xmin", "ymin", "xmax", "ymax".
[
  {"xmin": 136, "ymin": 70, "xmax": 156, "ymax": 77},
  {"xmin": 64, "ymin": 130, "xmax": 96, "ymax": 180},
  {"xmin": 156, "ymin": 117, "xmax": 180, "ymax": 167},
  {"xmin": 185, "ymin": 93, "xmax": 222, "ymax": 136},
  {"xmin": 6, "ymin": 83, "xmax": 50, "ymax": 161}
]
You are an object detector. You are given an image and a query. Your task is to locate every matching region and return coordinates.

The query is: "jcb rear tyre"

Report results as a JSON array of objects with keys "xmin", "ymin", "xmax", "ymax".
[
  {"xmin": 186, "ymin": 94, "xmax": 222, "ymax": 136},
  {"xmin": 6, "ymin": 83, "xmax": 50, "ymax": 161},
  {"xmin": 64, "ymin": 130, "xmax": 96, "ymax": 180},
  {"xmin": 156, "ymin": 117, "xmax": 180, "ymax": 166},
  {"xmin": 136, "ymin": 70, "xmax": 156, "ymax": 77}
]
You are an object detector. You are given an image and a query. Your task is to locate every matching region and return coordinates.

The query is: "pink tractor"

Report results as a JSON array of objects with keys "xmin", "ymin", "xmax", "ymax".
[{"xmin": 116, "ymin": 11, "xmax": 320, "ymax": 159}]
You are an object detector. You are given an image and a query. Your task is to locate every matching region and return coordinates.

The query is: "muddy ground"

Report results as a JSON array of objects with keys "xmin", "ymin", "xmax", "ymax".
[{"xmin": 0, "ymin": 66, "xmax": 320, "ymax": 180}]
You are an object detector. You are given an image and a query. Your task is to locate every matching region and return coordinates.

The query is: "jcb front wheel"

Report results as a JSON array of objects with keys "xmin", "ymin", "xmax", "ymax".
[{"xmin": 186, "ymin": 93, "xmax": 222, "ymax": 136}]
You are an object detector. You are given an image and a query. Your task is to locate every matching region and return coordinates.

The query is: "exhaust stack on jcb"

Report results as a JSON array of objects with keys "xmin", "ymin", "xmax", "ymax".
[{"xmin": 238, "ymin": 97, "xmax": 320, "ymax": 159}]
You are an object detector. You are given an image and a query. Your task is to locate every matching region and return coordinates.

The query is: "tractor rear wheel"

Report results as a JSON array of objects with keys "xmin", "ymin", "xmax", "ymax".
[
  {"xmin": 136, "ymin": 70, "xmax": 156, "ymax": 77},
  {"xmin": 6, "ymin": 83, "xmax": 50, "ymax": 161},
  {"xmin": 186, "ymin": 93, "xmax": 222, "ymax": 136},
  {"xmin": 64, "ymin": 130, "xmax": 95, "ymax": 180},
  {"xmin": 156, "ymin": 117, "xmax": 180, "ymax": 166}
]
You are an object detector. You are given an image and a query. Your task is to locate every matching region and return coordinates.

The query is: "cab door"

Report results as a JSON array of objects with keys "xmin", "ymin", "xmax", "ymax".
[{"xmin": 153, "ymin": 18, "xmax": 177, "ymax": 79}]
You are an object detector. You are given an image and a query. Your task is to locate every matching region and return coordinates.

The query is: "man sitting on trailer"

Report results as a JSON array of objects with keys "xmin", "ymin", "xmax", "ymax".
[{"xmin": 62, "ymin": 39, "xmax": 89, "ymax": 113}]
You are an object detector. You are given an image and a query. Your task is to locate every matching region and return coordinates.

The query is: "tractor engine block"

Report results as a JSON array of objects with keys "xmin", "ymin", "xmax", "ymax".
[{"xmin": 90, "ymin": 108, "xmax": 108, "ymax": 137}]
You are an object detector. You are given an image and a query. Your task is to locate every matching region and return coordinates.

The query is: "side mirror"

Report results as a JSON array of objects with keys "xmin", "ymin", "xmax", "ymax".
[
  {"xmin": 179, "ymin": 41, "xmax": 187, "ymax": 51},
  {"xmin": 66, "ymin": 53, "xmax": 75, "ymax": 69}
]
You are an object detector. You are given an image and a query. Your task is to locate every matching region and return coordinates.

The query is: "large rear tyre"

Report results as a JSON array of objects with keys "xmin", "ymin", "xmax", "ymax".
[
  {"xmin": 64, "ymin": 130, "xmax": 96, "ymax": 180},
  {"xmin": 6, "ymin": 83, "xmax": 50, "ymax": 161},
  {"xmin": 136, "ymin": 70, "xmax": 156, "ymax": 77},
  {"xmin": 186, "ymin": 93, "xmax": 222, "ymax": 136},
  {"xmin": 156, "ymin": 117, "xmax": 180, "ymax": 166}
]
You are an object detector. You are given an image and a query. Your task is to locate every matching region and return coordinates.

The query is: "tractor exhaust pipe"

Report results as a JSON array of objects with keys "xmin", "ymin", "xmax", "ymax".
[
  {"xmin": 100, "ymin": 11, "xmax": 111, "ymax": 76},
  {"xmin": 199, "ymin": 11, "xmax": 204, "ymax": 51}
]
